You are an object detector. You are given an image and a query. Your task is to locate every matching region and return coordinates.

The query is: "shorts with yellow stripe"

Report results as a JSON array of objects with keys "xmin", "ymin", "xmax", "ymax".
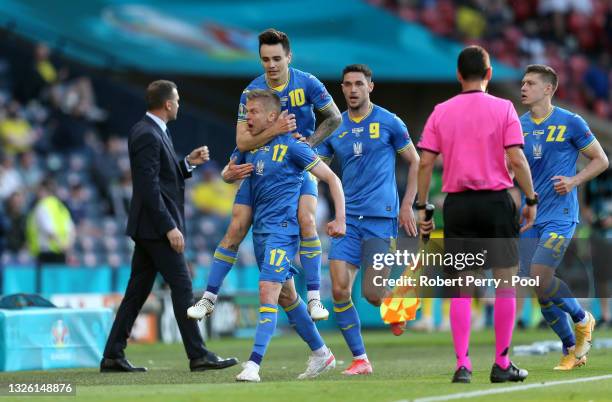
[
  {"xmin": 519, "ymin": 220, "xmax": 576, "ymax": 276},
  {"xmin": 329, "ymin": 215, "xmax": 398, "ymax": 268},
  {"xmin": 253, "ymin": 232, "xmax": 300, "ymax": 283}
]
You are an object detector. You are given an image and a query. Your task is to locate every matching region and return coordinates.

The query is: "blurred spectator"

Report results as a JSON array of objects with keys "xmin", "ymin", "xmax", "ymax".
[
  {"xmin": 25, "ymin": 177, "xmax": 75, "ymax": 264},
  {"xmin": 50, "ymin": 74, "xmax": 107, "ymax": 123},
  {"xmin": 89, "ymin": 135, "xmax": 125, "ymax": 215},
  {"xmin": 519, "ymin": 20, "xmax": 548, "ymax": 65},
  {"xmin": 190, "ymin": 161, "xmax": 237, "ymax": 218},
  {"xmin": 14, "ymin": 43, "xmax": 60, "ymax": 103},
  {"xmin": 110, "ymin": 169, "xmax": 132, "ymax": 219},
  {"xmin": 4, "ymin": 190, "xmax": 27, "ymax": 254},
  {"xmin": 48, "ymin": 105, "xmax": 92, "ymax": 153},
  {"xmin": 0, "ymin": 152, "xmax": 23, "ymax": 202},
  {"xmin": 65, "ymin": 182, "xmax": 88, "ymax": 224},
  {"xmin": 484, "ymin": 0, "xmax": 513, "ymax": 39},
  {"xmin": 16, "ymin": 151, "xmax": 43, "ymax": 192},
  {"xmin": 380, "ymin": 0, "xmax": 612, "ymax": 117},
  {"xmin": 584, "ymin": 53, "xmax": 611, "ymax": 114},
  {"xmin": 456, "ymin": 2, "xmax": 487, "ymax": 40},
  {"xmin": 0, "ymin": 100, "xmax": 38, "ymax": 155}
]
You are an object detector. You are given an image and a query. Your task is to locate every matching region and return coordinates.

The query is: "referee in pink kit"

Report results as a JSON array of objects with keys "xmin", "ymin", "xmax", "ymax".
[{"xmin": 417, "ymin": 46, "xmax": 538, "ymax": 384}]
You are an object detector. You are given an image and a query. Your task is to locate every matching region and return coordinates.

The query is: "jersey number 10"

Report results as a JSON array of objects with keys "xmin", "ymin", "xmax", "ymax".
[{"xmin": 289, "ymin": 89, "xmax": 306, "ymax": 107}]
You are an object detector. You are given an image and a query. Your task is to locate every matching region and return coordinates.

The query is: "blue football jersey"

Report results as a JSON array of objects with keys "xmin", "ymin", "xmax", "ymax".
[
  {"xmin": 520, "ymin": 106, "xmax": 596, "ymax": 224},
  {"xmin": 316, "ymin": 104, "xmax": 412, "ymax": 218},
  {"xmin": 237, "ymin": 67, "xmax": 333, "ymax": 138},
  {"xmin": 237, "ymin": 135, "xmax": 320, "ymax": 234}
]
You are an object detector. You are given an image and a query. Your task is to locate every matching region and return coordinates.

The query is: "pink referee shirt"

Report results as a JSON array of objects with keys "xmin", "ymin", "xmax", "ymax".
[{"xmin": 418, "ymin": 91, "xmax": 523, "ymax": 193}]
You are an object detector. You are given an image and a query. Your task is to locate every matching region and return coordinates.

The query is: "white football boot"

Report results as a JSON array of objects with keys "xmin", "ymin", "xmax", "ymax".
[
  {"xmin": 187, "ymin": 297, "xmax": 215, "ymax": 320},
  {"xmin": 236, "ymin": 361, "xmax": 261, "ymax": 383},
  {"xmin": 307, "ymin": 299, "xmax": 330, "ymax": 321},
  {"xmin": 297, "ymin": 349, "xmax": 336, "ymax": 379}
]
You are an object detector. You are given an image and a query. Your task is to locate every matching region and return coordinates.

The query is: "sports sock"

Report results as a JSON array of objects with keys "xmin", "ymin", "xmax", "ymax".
[
  {"xmin": 544, "ymin": 277, "xmax": 586, "ymax": 323},
  {"xmin": 283, "ymin": 297, "xmax": 324, "ymax": 351},
  {"xmin": 539, "ymin": 298, "xmax": 576, "ymax": 353},
  {"xmin": 450, "ymin": 297, "xmax": 472, "ymax": 371},
  {"xmin": 307, "ymin": 290, "xmax": 321, "ymax": 302},
  {"xmin": 494, "ymin": 288, "xmax": 516, "ymax": 369},
  {"xmin": 334, "ymin": 300, "xmax": 366, "ymax": 357},
  {"xmin": 312, "ymin": 345, "xmax": 330, "ymax": 357},
  {"xmin": 202, "ymin": 291, "xmax": 217, "ymax": 303},
  {"xmin": 205, "ymin": 246, "xmax": 237, "ymax": 294},
  {"xmin": 248, "ymin": 303, "xmax": 278, "ymax": 365},
  {"xmin": 300, "ymin": 236, "xmax": 322, "ymax": 292}
]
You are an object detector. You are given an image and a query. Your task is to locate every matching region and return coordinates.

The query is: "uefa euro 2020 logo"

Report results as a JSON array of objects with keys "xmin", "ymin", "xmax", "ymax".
[{"xmin": 51, "ymin": 320, "xmax": 69, "ymax": 348}]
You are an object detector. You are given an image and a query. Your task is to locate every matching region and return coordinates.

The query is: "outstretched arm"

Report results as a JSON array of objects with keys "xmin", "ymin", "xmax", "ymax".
[{"xmin": 309, "ymin": 162, "xmax": 345, "ymax": 237}]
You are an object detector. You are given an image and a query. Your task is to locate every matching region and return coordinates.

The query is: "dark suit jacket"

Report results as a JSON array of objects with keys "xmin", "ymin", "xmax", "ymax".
[{"xmin": 126, "ymin": 115, "xmax": 191, "ymax": 240}]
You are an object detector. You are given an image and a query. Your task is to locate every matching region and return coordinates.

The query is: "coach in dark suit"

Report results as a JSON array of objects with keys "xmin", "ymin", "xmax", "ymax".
[{"xmin": 101, "ymin": 80, "xmax": 238, "ymax": 373}]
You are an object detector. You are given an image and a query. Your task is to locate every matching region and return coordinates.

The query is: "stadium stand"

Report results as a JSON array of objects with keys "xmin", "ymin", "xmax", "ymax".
[{"xmin": 372, "ymin": 0, "xmax": 612, "ymax": 118}]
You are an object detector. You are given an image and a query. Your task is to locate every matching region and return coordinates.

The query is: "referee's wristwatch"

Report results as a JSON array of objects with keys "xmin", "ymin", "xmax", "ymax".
[{"xmin": 525, "ymin": 193, "xmax": 539, "ymax": 206}]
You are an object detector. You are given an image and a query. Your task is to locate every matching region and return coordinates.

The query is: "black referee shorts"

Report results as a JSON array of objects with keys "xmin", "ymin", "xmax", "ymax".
[{"xmin": 443, "ymin": 189, "xmax": 519, "ymax": 269}]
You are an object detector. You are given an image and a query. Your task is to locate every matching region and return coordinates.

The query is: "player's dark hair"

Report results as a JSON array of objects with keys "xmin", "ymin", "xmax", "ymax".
[
  {"xmin": 146, "ymin": 80, "xmax": 177, "ymax": 110},
  {"xmin": 246, "ymin": 89, "xmax": 281, "ymax": 113},
  {"xmin": 457, "ymin": 46, "xmax": 490, "ymax": 81},
  {"xmin": 525, "ymin": 64, "xmax": 558, "ymax": 92},
  {"xmin": 342, "ymin": 64, "xmax": 373, "ymax": 81},
  {"xmin": 258, "ymin": 29, "xmax": 290, "ymax": 55}
]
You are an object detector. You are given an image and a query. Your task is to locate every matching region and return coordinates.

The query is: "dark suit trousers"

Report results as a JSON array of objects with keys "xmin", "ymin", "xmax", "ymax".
[{"xmin": 103, "ymin": 238, "xmax": 207, "ymax": 360}]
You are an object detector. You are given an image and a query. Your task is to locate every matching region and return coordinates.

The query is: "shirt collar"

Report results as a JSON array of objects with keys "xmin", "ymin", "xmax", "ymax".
[{"xmin": 146, "ymin": 111, "xmax": 167, "ymax": 133}]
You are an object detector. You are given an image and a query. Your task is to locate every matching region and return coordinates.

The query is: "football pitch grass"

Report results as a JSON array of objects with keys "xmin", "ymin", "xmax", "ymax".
[{"xmin": 2, "ymin": 328, "xmax": 611, "ymax": 402}]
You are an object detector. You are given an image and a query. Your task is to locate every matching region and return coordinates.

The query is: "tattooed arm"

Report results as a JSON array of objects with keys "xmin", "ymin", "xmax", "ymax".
[{"xmin": 307, "ymin": 101, "xmax": 342, "ymax": 148}]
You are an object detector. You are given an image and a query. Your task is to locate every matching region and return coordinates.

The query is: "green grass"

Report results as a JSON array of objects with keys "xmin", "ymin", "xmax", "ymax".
[{"xmin": 2, "ymin": 328, "xmax": 612, "ymax": 402}]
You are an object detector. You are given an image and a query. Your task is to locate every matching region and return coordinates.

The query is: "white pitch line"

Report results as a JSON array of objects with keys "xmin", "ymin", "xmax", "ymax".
[{"xmin": 394, "ymin": 374, "xmax": 612, "ymax": 402}]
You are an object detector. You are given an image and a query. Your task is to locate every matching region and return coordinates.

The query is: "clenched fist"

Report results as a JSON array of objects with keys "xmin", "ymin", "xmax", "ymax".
[{"xmin": 187, "ymin": 146, "xmax": 210, "ymax": 165}]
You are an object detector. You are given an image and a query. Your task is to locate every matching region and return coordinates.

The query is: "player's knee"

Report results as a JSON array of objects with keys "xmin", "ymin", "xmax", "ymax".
[
  {"xmin": 258, "ymin": 282, "xmax": 277, "ymax": 305},
  {"xmin": 278, "ymin": 291, "xmax": 295, "ymax": 308},
  {"xmin": 363, "ymin": 290, "xmax": 383, "ymax": 307},
  {"xmin": 278, "ymin": 286, "xmax": 297, "ymax": 307},
  {"xmin": 298, "ymin": 211, "xmax": 316, "ymax": 237},
  {"xmin": 332, "ymin": 285, "xmax": 351, "ymax": 303}
]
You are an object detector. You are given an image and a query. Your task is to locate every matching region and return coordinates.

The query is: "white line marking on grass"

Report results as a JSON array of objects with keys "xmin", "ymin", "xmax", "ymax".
[{"xmin": 395, "ymin": 374, "xmax": 612, "ymax": 402}]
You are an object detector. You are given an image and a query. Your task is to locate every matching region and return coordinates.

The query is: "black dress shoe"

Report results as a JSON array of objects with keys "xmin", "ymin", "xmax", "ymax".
[
  {"xmin": 490, "ymin": 361, "xmax": 528, "ymax": 383},
  {"xmin": 190, "ymin": 353, "xmax": 239, "ymax": 372},
  {"xmin": 451, "ymin": 366, "xmax": 472, "ymax": 383},
  {"xmin": 100, "ymin": 357, "xmax": 147, "ymax": 373}
]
